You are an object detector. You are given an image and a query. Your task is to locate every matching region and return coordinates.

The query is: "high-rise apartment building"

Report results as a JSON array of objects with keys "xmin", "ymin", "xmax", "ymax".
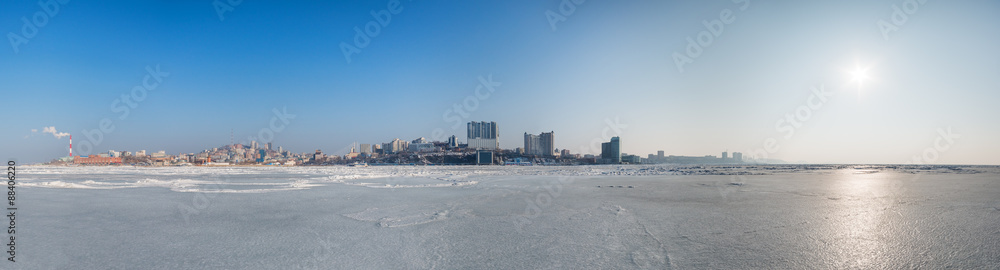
[
  {"xmin": 524, "ymin": 131, "xmax": 555, "ymax": 156},
  {"xmin": 601, "ymin": 137, "xmax": 621, "ymax": 164},
  {"xmin": 467, "ymin": 121, "xmax": 499, "ymax": 150}
]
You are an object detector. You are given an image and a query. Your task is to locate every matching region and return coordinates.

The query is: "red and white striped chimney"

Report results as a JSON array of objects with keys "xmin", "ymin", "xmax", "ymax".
[{"xmin": 69, "ymin": 134, "xmax": 73, "ymax": 157}]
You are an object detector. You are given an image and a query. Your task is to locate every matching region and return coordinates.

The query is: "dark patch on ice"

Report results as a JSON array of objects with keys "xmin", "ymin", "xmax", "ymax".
[{"xmin": 597, "ymin": 185, "xmax": 636, "ymax": 189}]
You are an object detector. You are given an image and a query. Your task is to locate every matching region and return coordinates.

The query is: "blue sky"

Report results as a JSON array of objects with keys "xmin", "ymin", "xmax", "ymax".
[{"xmin": 2, "ymin": 0, "xmax": 998, "ymax": 164}]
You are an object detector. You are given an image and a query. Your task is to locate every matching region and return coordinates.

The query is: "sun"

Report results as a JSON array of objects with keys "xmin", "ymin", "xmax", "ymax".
[
  {"xmin": 847, "ymin": 62, "xmax": 873, "ymax": 98},
  {"xmin": 850, "ymin": 66, "xmax": 870, "ymax": 85}
]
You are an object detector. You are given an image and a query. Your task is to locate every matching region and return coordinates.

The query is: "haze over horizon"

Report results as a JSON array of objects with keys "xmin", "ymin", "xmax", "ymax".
[{"xmin": 2, "ymin": 0, "xmax": 998, "ymax": 165}]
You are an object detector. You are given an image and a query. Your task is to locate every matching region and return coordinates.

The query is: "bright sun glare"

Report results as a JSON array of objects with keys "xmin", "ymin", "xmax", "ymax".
[
  {"xmin": 848, "ymin": 63, "xmax": 872, "ymax": 98},
  {"xmin": 851, "ymin": 66, "xmax": 870, "ymax": 84}
]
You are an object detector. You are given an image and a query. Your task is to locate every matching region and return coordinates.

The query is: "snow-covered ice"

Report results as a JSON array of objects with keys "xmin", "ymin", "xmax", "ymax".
[{"xmin": 12, "ymin": 164, "xmax": 1000, "ymax": 269}]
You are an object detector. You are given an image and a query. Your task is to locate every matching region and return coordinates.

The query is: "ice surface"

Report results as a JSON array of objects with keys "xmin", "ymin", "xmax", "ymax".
[{"xmin": 12, "ymin": 165, "xmax": 1000, "ymax": 269}]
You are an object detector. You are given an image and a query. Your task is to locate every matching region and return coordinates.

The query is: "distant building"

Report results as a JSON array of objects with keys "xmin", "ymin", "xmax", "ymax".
[
  {"xmin": 523, "ymin": 131, "xmax": 555, "ymax": 156},
  {"xmin": 74, "ymin": 155, "xmax": 122, "ymax": 165},
  {"xmin": 540, "ymin": 132, "xmax": 554, "ymax": 156},
  {"xmin": 408, "ymin": 143, "xmax": 437, "ymax": 152},
  {"xmin": 360, "ymin": 144, "xmax": 371, "ymax": 154},
  {"xmin": 266, "ymin": 142, "xmax": 272, "ymax": 151},
  {"xmin": 257, "ymin": 149, "xmax": 267, "ymax": 162},
  {"xmin": 383, "ymin": 138, "xmax": 408, "ymax": 154},
  {"xmin": 477, "ymin": 150, "xmax": 493, "ymax": 165},
  {"xmin": 447, "ymin": 135, "xmax": 457, "ymax": 149},
  {"xmin": 600, "ymin": 137, "xmax": 621, "ymax": 164},
  {"xmin": 524, "ymin": 133, "xmax": 538, "ymax": 155},
  {"xmin": 313, "ymin": 150, "xmax": 325, "ymax": 162},
  {"xmin": 623, "ymin": 154, "xmax": 641, "ymax": 164},
  {"xmin": 467, "ymin": 121, "xmax": 499, "ymax": 150},
  {"xmin": 412, "ymin": 137, "xmax": 427, "ymax": 144},
  {"xmin": 722, "ymin": 151, "xmax": 728, "ymax": 159},
  {"xmin": 733, "ymin": 152, "xmax": 743, "ymax": 162}
]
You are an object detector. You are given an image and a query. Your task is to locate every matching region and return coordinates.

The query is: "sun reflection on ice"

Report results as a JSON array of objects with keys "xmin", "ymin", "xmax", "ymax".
[{"xmin": 825, "ymin": 168, "xmax": 897, "ymax": 268}]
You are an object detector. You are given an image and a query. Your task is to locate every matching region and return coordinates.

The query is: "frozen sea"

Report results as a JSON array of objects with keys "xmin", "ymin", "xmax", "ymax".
[{"xmin": 11, "ymin": 164, "xmax": 1000, "ymax": 269}]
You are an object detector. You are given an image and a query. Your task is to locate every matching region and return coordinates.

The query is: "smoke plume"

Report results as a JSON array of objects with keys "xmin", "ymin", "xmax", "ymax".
[{"xmin": 42, "ymin": 126, "xmax": 70, "ymax": 139}]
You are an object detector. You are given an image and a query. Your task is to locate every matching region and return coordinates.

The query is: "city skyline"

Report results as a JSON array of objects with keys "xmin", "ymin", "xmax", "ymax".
[
  {"xmin": 51, "ymin": 124, "xmax": 726, "ymax": 161},
  {"xmin": 62, "ymin": 124, "xmax": 749, "ymax": 166},
  {"xmin": 3, "ymin": 1, "xmax": 999, "ymax": 165}
]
